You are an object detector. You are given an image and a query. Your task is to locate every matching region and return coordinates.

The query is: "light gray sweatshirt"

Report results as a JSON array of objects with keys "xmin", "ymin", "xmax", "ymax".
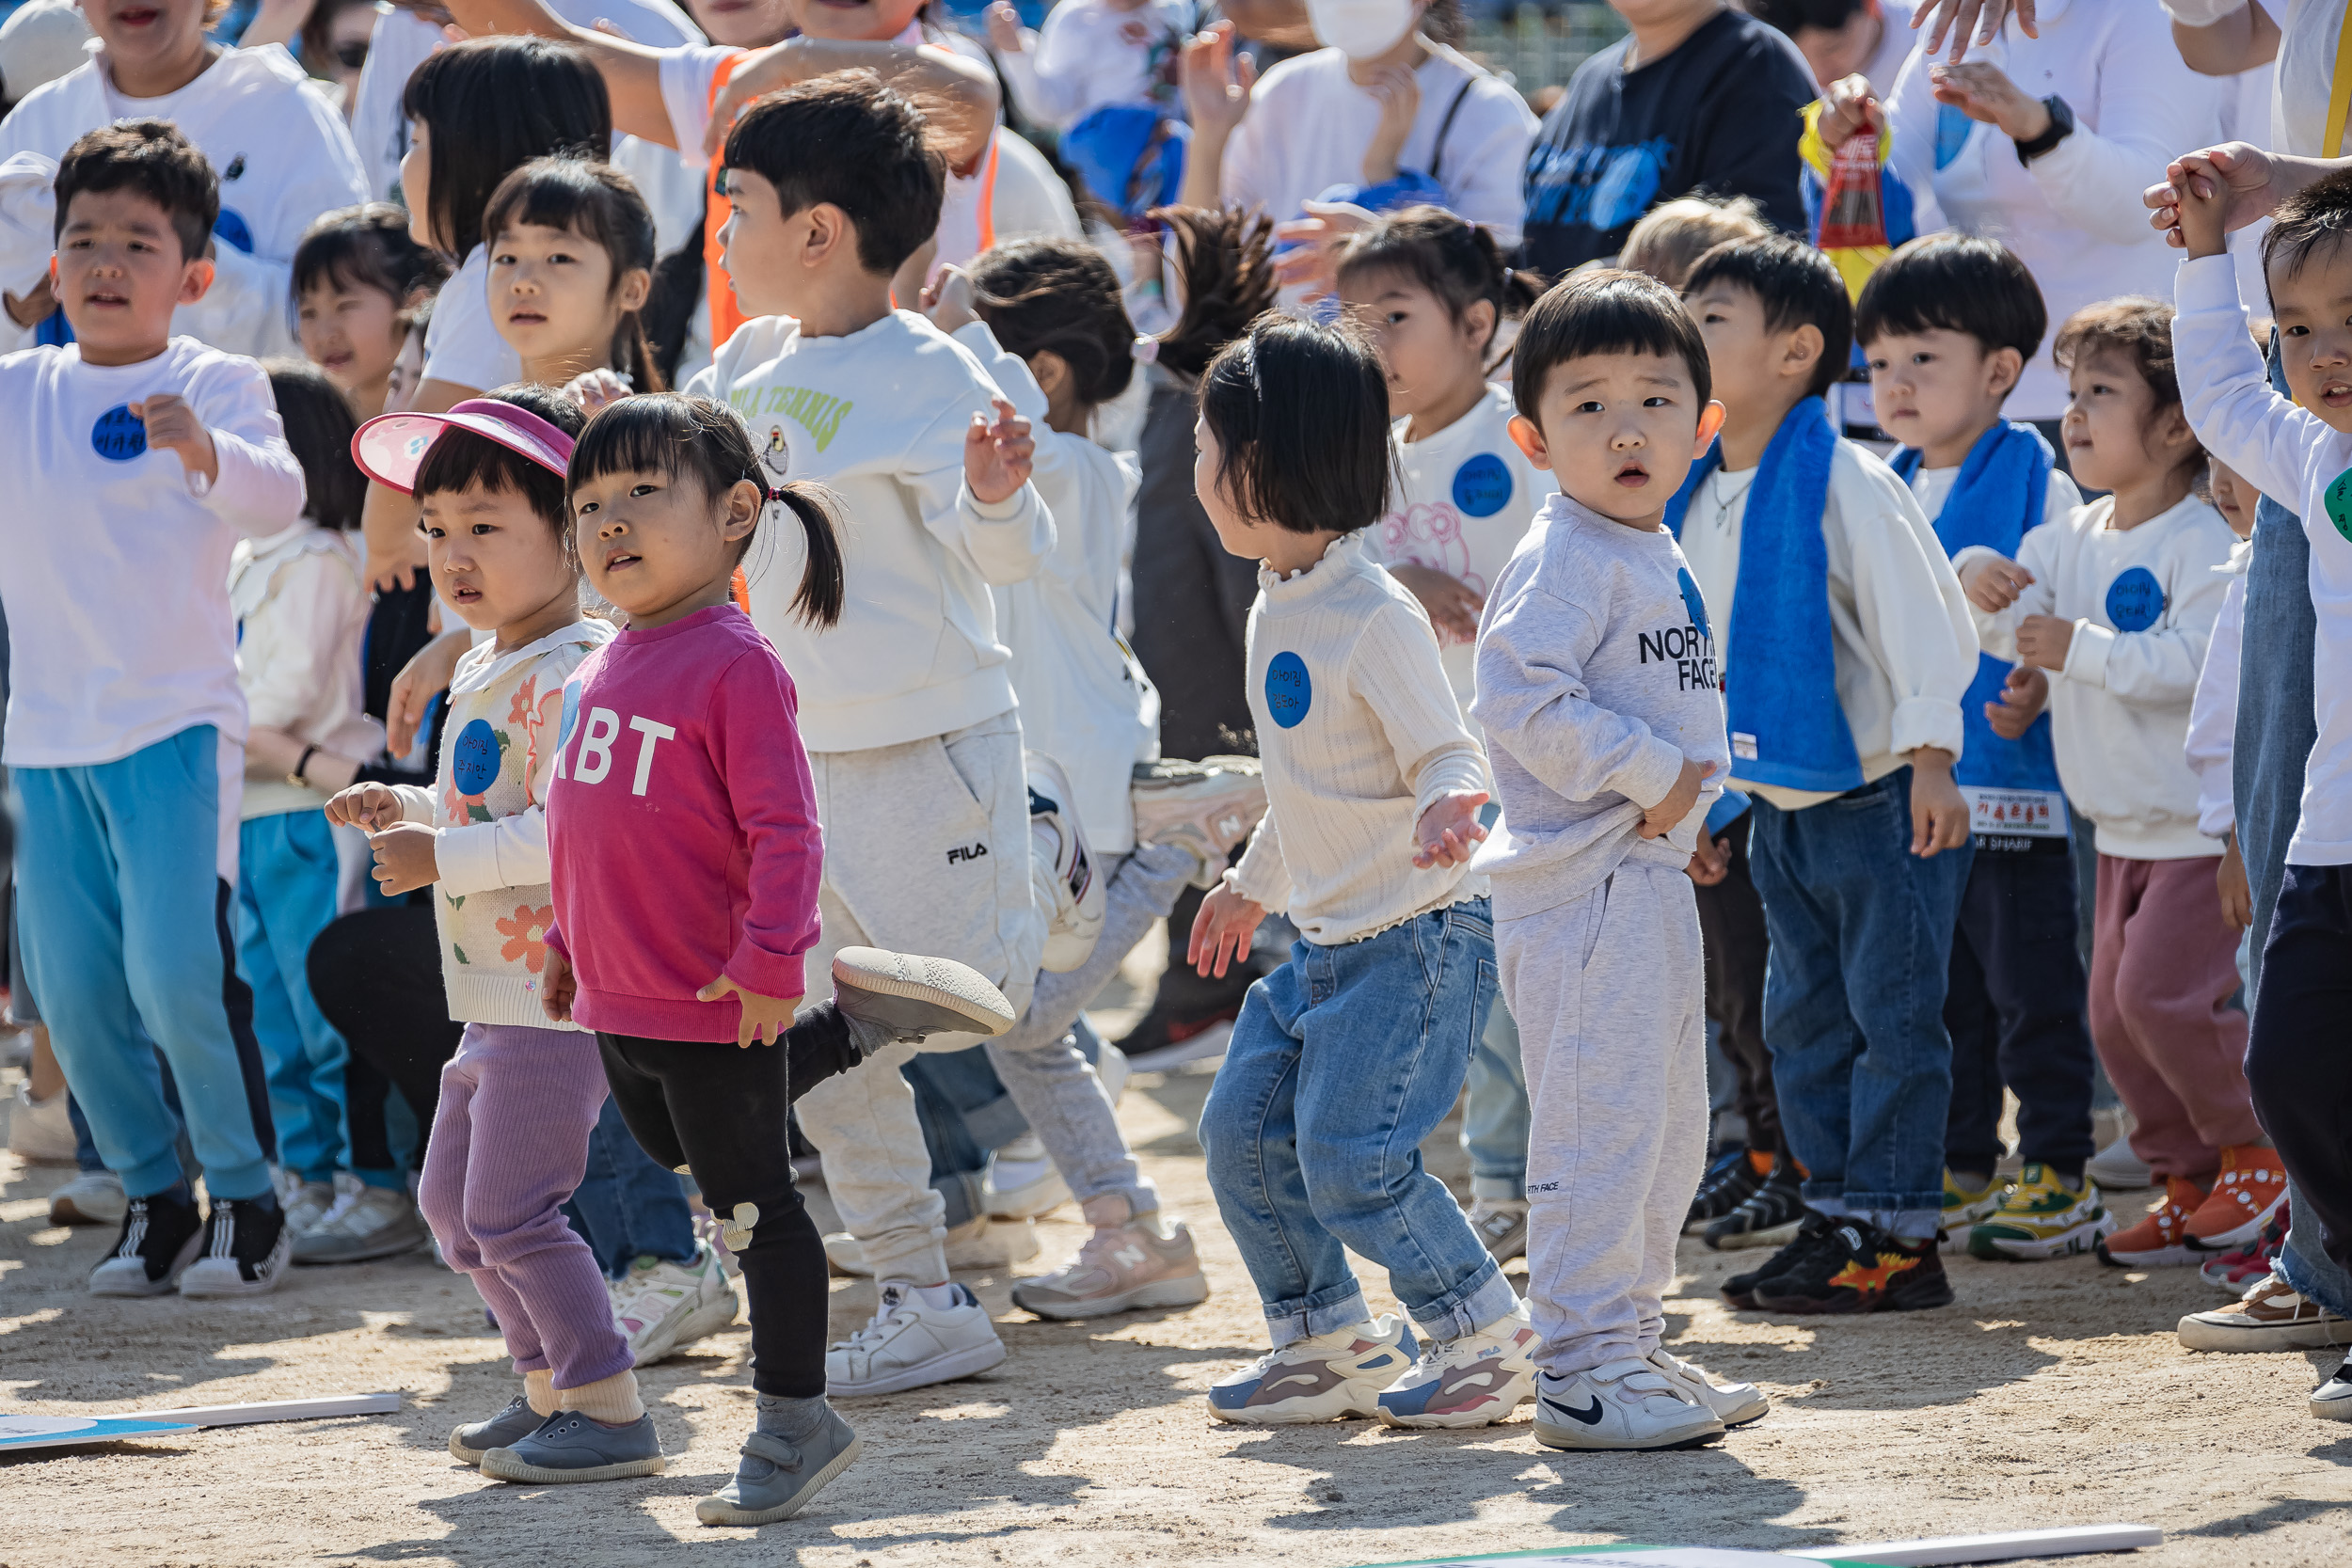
[{"xmin": 1471, "ymin": 494, "xmax": 1730, "ymax": 922}]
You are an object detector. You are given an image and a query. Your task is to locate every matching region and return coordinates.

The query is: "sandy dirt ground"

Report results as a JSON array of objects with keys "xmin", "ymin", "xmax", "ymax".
[{"xmin": 4, "ymin": 945, "xmax": 2350, "ymax": 1568}]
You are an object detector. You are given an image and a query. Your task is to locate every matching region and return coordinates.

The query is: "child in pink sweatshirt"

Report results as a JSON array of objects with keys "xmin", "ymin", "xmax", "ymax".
[{"xmin": 540, "ymin": 391, "xmax": 1020, "ymax": 1529}]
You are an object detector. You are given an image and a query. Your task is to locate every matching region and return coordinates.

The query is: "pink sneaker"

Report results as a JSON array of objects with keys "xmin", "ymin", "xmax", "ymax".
[{"xmin": 1009, "ymin": 1201, "xmax": 1210, "ymax": 1320}]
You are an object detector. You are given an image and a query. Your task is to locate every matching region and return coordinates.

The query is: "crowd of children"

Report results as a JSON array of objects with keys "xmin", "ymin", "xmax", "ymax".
[{"xmin": 3, "ymin": 0, "xmax": 2351, "ymax": 1535}]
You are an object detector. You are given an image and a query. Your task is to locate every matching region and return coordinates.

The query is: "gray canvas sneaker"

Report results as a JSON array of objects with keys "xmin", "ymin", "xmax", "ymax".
[
  {"xmin": 448, "ymin": 1395, "xmax": 544, "ymax": 1465},
  {"xmin": 481, "ymin": 1411, "xmax": 664, "ymax": 1483}
]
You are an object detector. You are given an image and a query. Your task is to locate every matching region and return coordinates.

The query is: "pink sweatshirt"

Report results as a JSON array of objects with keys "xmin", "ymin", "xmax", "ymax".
[{"xmin": 545, "ymin": 605, "xmax": 823, "ymax": 1039}]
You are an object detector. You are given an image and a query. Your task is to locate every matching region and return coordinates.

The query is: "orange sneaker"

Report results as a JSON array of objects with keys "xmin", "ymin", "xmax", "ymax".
[
  {"xmin": 2185, "ymin": 1145, "xmax": 2289, "ymax": 1251},
  {"xmin": 2096, "ymin": 1176, "xmax": 2209, "ymax": 1268}
]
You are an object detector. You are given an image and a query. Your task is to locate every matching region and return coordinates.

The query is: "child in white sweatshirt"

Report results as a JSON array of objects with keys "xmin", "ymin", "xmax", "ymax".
[{"xmin": 1958, "ymin": 298, "xmax": 2271, "ymax": 1270}]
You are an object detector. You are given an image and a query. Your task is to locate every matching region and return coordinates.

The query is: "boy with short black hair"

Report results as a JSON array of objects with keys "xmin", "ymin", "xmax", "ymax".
[
  {"xmin": 1856, "ymin": 234, "xmax": 2106, "ymax": 1262},
  {"xmin": 1671, "ymin": 233, "xmax": 1981, "ymax": 1315},
  {"xmin": 1474, "ymin": 268, "xmax": 1769, "ymax": 1451},
  {"xmin": 2, "ymin": 120, "xmax": 307, "ymax": 1298}
]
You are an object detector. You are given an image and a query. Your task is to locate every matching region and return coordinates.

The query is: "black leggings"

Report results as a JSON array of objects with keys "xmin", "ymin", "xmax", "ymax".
[
  {"xmin": 596, "ymin": 1007, "xmax": 864, "ymax": 1398},
  {"xmin": 308, "ymin": 904, "xmax": 464, "ymax": 1158},
  {"xmin": 1693, "ymin": 814, "xmax": 1784, "ymax": 1158}
]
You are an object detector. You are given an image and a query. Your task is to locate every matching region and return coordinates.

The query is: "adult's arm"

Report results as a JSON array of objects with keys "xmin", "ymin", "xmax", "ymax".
[
  {"xmin": 1220, "ymin": 0, "xmax": 1318, "ymax": 51},
  {"xmin": 441, "ymin": 0, "xmax": 681, "ymax": 148},
  {"xmin": 2164, "ymin": 0, "xmax": 2281, "ymax": 74}
]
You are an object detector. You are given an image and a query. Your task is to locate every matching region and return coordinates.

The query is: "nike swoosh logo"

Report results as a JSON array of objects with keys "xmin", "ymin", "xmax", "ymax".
[{"xmin": 1543, "ymin": 1394, "xmax": 1604, "ymax": 1427}]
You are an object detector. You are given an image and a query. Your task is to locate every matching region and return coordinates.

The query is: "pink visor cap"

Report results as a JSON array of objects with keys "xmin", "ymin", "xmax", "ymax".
[{"xmin": 351, "ymin": 399, "xmax": 576, "ymax": 495}]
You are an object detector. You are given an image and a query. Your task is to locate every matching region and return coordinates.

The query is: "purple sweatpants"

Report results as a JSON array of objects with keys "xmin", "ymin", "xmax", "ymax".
[{"xmin": 418, "ymin": 1022, "xmax": 630, "ymax": 1389}]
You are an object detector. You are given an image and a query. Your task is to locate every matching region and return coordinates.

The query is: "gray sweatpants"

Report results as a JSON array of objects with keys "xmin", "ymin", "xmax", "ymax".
[{"xmin": 1498, "ymin": 861, "xmax": 1708, "ymax": 1378}]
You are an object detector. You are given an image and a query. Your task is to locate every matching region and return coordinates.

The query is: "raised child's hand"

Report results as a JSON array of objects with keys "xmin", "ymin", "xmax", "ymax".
[
  {"xmin": 1413, "ymin": 789, "xmax": 1490, "ymax": 868},
  {"xmin": 2148, "ymin": 143, "xmax": 2278, "ymax": 252},
  {"xmin": 696, "ymin": 974, "xmax": 805, "ymax": 1048},
  {"xmin": 1985, "ymin": 665, "xmax": 2049, "ymax": 738},
  {"xmin": 369, "ymin": 822, "xmax": 440, "ymax": 895},
  {"xmin": 924, "ymin": 263, "xmax": 979, "ymax": 335},
  {"xmin": 131, "ymin": 394, "xmax": 218, "ymax": 487},
  {"xmin": 542, "ymin": 946, "xmax": 576, "ymax": 1024},
  {"xmin": 965, "ymin": 396, "xmax": 1035, "ymax": 504},
  {"xmin": 1187, "ymin": 879, "xmax": 1266, "ymax": 978},
  {"xmin": 326, "ymin": 781, "xmax": 405, "ymax": 832},
  {"xmin": 985, "ymin": 1, "xmax": 1024, "ymax": 53},
  {"xmin": 2169, "ymin": 150, "xmax": 2233, "ymax": 261},
  {"xmin": 1960, "ymin": 553, "xmax": 2033, "ymax": 613},
  {"xmin": 562, "ymin": 367, "xmax": 633, "ymax": 413},
  {"xmin": 2013, "ymin": 612, "xmax": 2075, "ymax": 672},
  {"xmin": 1640, "ymin": 757, "xmax": 1714, "ymax": 840}
]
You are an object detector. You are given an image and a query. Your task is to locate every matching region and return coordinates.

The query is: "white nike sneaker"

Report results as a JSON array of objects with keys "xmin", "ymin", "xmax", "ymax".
[
  {"xmin": 1028, "ymin": 752, "xmax": 1104, "ymax": 973},
  {"xmin": 826, "ymin": 1281, "xmax": 1007, "ymax": 1397},
  {"xmin": 1375, "ymin": 1300, "xmax": 1539, "ymax": 1428},
  {"xmin": 1532, "ymin": 1359, "xmax": 1725, "ymax": 1451},
  {"xmin": 1646, "ymin": 1347, "xmax": 1769, "ymax": 1426},
  {"xmin": 1207, "ymin": 1315, "xmax": 1417, "ymax": 1425}
]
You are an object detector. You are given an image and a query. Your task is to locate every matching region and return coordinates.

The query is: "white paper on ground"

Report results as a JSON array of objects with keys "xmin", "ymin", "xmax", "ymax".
[
  {"xmin": 141, "ymin": 1392, "xmax": 403, "ymax": 1427},
  {"xmin": 1792, "ymin": 1525, "xmax": 2165, "ymax": 1565}
]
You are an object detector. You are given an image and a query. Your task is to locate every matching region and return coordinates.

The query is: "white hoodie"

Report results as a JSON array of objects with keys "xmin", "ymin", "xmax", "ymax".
[{"xmin": 1961, "ymin": 492, "xmax": 2237, "ymax": 859}]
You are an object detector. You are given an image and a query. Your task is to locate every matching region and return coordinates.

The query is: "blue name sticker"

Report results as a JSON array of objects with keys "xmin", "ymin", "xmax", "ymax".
[
  {"xmin": 90, "ymin": 404, "xmax": 146, "ymax": 462},
  {"xmin": 213, "ymin": 209, "xmax": 254, "ymax": 255},
  {"xmin": 1264, "ymin": 651, "xmax": 1311, "ymax": 729},
  {"xmin": 451, "ymin": 718, "xmax": 502, "ymax": 796},
  {"xmin": 1677, "ymin": 565, "xmax": 1711, "ymax": 640},
  {"xmin": 2105, "ymin": 566, "xmax": 2165, "ymax": 632},
  {"xmin": 1451, "ymin": 452, "xmax": 1514, "ymax": 518},
  {"xmin": 558, "ymin": 682, "xmax": 581, "ymax": 750}
]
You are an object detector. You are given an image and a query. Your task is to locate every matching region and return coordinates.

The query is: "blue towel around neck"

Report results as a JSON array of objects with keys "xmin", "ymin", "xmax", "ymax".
[
  {"xmin": 1665, "ymin": 396, "xmax": 1864, "ymax": 795},
  {"xmin": 1890, "ymin": 421, "xmax": 2064, "ymax": 794}
]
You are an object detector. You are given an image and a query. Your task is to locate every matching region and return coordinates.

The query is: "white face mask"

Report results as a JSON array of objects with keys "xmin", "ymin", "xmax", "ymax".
[{"xmin": 1306, "ymin": 0, "xmax": 1419, "ymax": 61}]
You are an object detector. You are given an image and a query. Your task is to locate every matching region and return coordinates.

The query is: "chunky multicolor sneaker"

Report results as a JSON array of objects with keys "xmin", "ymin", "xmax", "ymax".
[
  {"xmin": 2201, "ymin": 1199, "xmax": 2289, "ymax": 1291},
  {"xmin": 1703, "ymin": 1162, "xmax": 1805, "ymax": 1252},
  {"xmin": 1685, "ymin": 1148, "xmax": 1767, "ymax": 1235},
  {"xmin": 2185, "ymin": 1145, "xmax": 2288, "ymax": 1251},
  {"xmin": 1752, "ymin": 1217, "xmax": 1953, "ymax": 1314},
  {"xmin": 1966, "ymin": 1164, "xmax": 2112, "ymax": 1261},
  {"xmin": 1939, "ymin": 1169, "xmax": 2005, "ymax": 1254},
  {"xmin": 2097, "ymin": 1176, "xmax": 2208, "ymax": 1268},
  {"xmin": 2177, "ymin": 1274, "xmax": 2352, "ymax": 1353},
  {"xmin": 1375, "ymin": 1301, "xmax": 1538, "ymax": 1428},
  {"xmin": 1722, "ymin": 1211, "xmax": 1842, "ymax": 1310},
  {"xmin": 1208, "ymin": 1315, "xmax": 1417, "ymax": 1425},
  {"xmin": 612, "ymin": 1242, "xmax": 739, "ymax": 1366}
]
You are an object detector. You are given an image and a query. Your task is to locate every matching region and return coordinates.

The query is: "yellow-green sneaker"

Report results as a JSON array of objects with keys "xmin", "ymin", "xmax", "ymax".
[
  {"xmin": 1968, "ymin": 1164, "xmax": 2113, "ymax": 1261},
  {"xmin": 1939, "ymin": 1169, "xmax": 2005, "ymax": 1254}
]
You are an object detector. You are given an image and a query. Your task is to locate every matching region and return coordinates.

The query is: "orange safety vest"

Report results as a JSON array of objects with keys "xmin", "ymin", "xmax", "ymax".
[{"xmin": 703, "ymin": 51, "xmax": 751, "ymax": 353}]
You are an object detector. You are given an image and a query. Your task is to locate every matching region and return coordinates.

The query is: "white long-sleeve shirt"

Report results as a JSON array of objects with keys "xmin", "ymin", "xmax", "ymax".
[
  {"xmin": 2161, "ymin": 0, "xmax": 2341, "ymax": 158},
  {"xmin": 229, "ymin": 522, "xmax": 381, "ymax": 819},
  {"xmin": 1680, "ymin": 438, "xmax": 1979, "ymax": 813},
  {"xmin": 0, "ymin": 338, "xmax": 306, "ymax": 767},
  {"xmin": 1882, "ymin": 0, "xmax": 2229, "ymax": 420},
  {"xmin": 1231, "ymin": 531, "xmax": 1488, "ymax": 943},
  {"xmin": 2185, "ymin": 546, "xmax": 2250, "ymax": 842},
  {"xmin": 997, "ymin": 0, "xmax": 1195, "ymax": 131},
  {"xmin": 2175, "ymin": 250, "xmax": 2352, "ymax": 866},
  {"xmin": 687, "ymin": 309, "xmax": 1053, "ymax": 752},
  {"xmin": 1961, "ymin": 493, "xmax": 2238, "ymax": 859}
]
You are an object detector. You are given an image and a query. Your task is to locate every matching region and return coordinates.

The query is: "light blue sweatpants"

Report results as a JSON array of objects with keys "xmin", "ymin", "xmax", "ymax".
[
  {"xmin": 238, "ymin": 810, "xmax": 350, "ymax": 1185},
  {"xmin": 15, "ymin": 725, "xmax": 277, "ymax": 1199}
]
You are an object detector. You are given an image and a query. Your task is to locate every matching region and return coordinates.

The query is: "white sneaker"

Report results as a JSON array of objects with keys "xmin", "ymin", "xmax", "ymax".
[
  {"xmin": 824, "ymin": 1215, "xmax": 1040, "ymax": 1277},
  {"xmin": 1028, "ymin": 752, "xmax": 1104, "ymax": 973},
  {"xmin": 1646, "ymin": 1347, "xmax": 1770, "ymax": 1426},
  {"xmin": 1208, "ymin": 1315, "xmax": 1416, "ymax": 1424},
  {"xmin": 292, "ymin": 1175, "xmax": 429, "ymax": 1264},
  {"xmin": 983, "ymin": 1136, "xmax": 1072, "ymax": 1220},
  {"xmin": 1532, "ymin": 1359, "xmax": 1725, "ymax": 1451},
  {"xmin": 1130, "ymin": 756, "xmax": 1269, "ymax": 888},
  {"xmin": 2315, "ymin": 1358, "xmax": 2352, "ymax": 1422},
  {"xmin": 8, "ymin": 1081, "xmax": 76, "ymax": 1164},
  {"xmin": 1009, "ymin": 1207, "xmax": 1210, "ymax": 1320},
  {"xmin": 49, "ymin": 1168, "xmax": 126, "ymax": 1226},
  {"xmin": 612, "ymin": 1243, "xmax": 740, "ymax": 1365},
  {"xmin": 2087, "ymin": 1133, "xmax": 2153, "ymax": 1192},
  {"xmin": 1375, "ymin": 1301, "xmax": 1538, "ymax": 1428},
  {"xmin": 826, "ymin": 1281, "xmax": 1006, "ymax": 1397},
  {"xmin": 1094, "ymin": 1040, "xmax": 1130, "ymax": 1107}
]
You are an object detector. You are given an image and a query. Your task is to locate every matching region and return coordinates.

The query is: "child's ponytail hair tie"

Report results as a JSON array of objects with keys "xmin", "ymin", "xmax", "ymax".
[{"xmin": 1131, "ymin": 334, "xmax": 1161, "ymax": 365}]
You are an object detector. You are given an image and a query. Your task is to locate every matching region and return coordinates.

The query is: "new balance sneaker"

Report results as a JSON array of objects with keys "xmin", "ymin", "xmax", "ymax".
[
  {"xmin": 1207, "ymin": 1315, "xmax": 1416, "ymax": 1425},
  {"xmin": 823, "ymin": 1214, "xmax": 1039, "ymax": 1278},
  {"xmin": 2097, "ymin": 1176, "xmax": 2208, "ymax": 1268},
  {"xmin": 1721, "ymin": 1212, "xmax": 1844, "ymax": 1310},
  {"xmin": 2185, "ymin": 1144, "xmax": 2288, "ymax": 1251},
  {"xmin": 826, "ymin": 1281, "xmax": 1006, "ymax": 1397},
  {"xmin": 1684, "ymin": 1148, "xmax": 1766, "ymax": 1235},
  {"xmin": 982, "ymin": 1135, "xmax": 1072, "ymax": 1220},
  {"xmin": 1752, "ymin": 1217, "xmax": 1953, "ymax": 1314},
  {"xmin": 293, "ymin": 1176, "xmax": 430, "ymax": 1264},
  {"xmin": 481, "ymin": 1410, "xmax": 664, "ymax": 1483},
  {"xmin": 1531, "ymin": 1359, "xmax": 1724, "ymax": 1451},
  {"xmin": 1703, "ymin": 1162, "xmax": 1806, "ymax": 1252},
  {"xmin": 2177, "ymin": 1274, "xmax": 2352, "ymax": 1353},
  {"xmin": 695, "ymin": 1409, "xmax": 861, "ymax": 1526},
  {"xmin": 1130, "ymin": 755, "xmax": 1269, "ymax": 887},
  {"xmin": 1375, "ymin": 1301, "xmax": 1538, "ymax": 1429},
  {"xmin": 2086, "ymin": 1132, "xmax": 2153, "ymax": 1192},
  {"xmin": 1028, "ymin": 752, "xmax": 1104, "ymax": 973},
  {"xmin": 49, "ymin": 1168, "xmax": 126, "ymax": 1227},
  {"xmin": 1966, "ymin": 1164, "xmax": 2113, "ymax": 1261},
  {"xmin": 1009, "ymin": 1208, "xmax": 1210, "ymax": 1320},
  {"xmin": 1939, "ymin": 1169, "xmax": 2005, "ymax": 1254},
  {"xmin": 1646, "ymin": 1348, "xmax": 1769, "ymax": 1426},
  {"xmin": 1467, "ymin": 1197, "xmax": 1528, "ymax": 1261},
  {"xmin": 831, "ymin": 948, "xmax": 1018, "ymax": 1043},
  {"xmin": 8, "ymin": 1081, "xmax": 75, "ymax": 1164},
  {"xmin": 612, "ymin": 1243, "xmax": 739, "ymax": 1365},
  {"xmin": 178, "ymin": 1194, "xmax": 293, "ymax": 1297},
  {"xmin": 88, "ymin": 1188, "xmax": 205, "ymax": 1296},
  {"xmin": 2201, "ymin": 1200, "xmax": 2289, "ymax": 1291},
  {"xmin": 2315, "ymin": 1359, "xmax": 2352, "ymax": 1422},
  {"xmin": 448, "ymin": 1394, "xmax": 547, "ymax": 1465}
]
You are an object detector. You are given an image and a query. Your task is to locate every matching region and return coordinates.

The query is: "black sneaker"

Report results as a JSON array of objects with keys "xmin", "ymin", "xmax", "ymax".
[
  {"xmin": 1752, "ymin": 1216, "xmax": 1954, "ymax": 1315},
  {"xmin": 1722, "ymin": 1211, "xmax": 1842, "ymax": 1309},
  {"xmin": 88, "ymin": 1188, "xmax": 205, "ymax": 1297},
  {"xmin": 1684, "ymin": 1150, "xmax": 1767, "ymax": 1234},
  {"xmin": 177, "ymin": 1193, "xmax": 293, "ymax": 1297},
  {"xmin": 1703, "ymin": 1161, "xmax": 1806, "ymax": 1252}
]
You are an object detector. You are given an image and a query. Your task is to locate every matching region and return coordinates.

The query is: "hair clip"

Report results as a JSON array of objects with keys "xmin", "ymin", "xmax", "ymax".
[{"xmin": 1131, "ymin": 335, "xmax": 1162, "ymax": 365}]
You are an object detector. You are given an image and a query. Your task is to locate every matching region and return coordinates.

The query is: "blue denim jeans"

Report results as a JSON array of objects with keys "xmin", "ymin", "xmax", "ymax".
[
  {"xmin": 561, "ymin": 1095, "xmax": 699, "ymax": 1278},
  {"xmin": 1748, "ymin": 768, "xmax": 1974, "ymax": 1235},
  {"xmin": 1200, "ymin": 896, "xmax": 1518, "ymax": 1348},
  {"xmin": 1461, "ymin": 1001, "xmax": 1529, "ymax": 1199}
]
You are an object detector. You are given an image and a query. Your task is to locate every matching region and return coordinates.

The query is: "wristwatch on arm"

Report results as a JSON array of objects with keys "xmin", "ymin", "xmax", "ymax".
[{"xmin": 2013, "ymin": 94, "xmax": 2074, "ymax": 166}]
